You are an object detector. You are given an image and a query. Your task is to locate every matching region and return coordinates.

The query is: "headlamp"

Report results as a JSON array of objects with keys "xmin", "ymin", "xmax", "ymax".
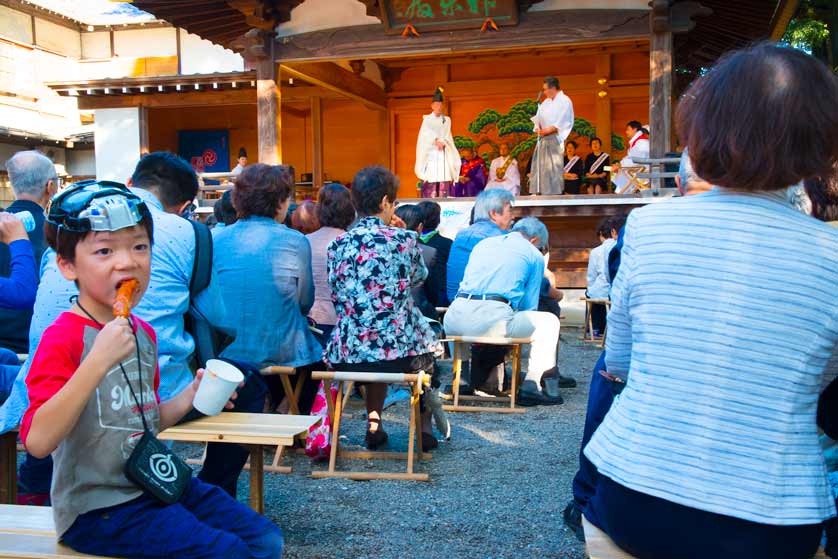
[{"xmin": 47, "ymin": 180, "xmax": 150, "ymax": 233}]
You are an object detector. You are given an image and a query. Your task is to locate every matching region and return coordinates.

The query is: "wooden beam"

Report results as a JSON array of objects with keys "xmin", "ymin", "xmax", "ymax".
[
  {"xmin": 272, "ymin": 11, "xmax": 649, "ymax": 63},
  {"xmin": 389, "ymin": 74, "xmax": 600, "ymax": 99},
  {"xmin": 770, "ymin": 0, "xmax": 802, "ymax": 41},
  {"xmin": 76, "ymin": 88, "xmax": 255, "ymax": 110},
  {"xmin": 138, "ymin": 106, "xmax": 149, "ymax": 155},
  {"xmin": 595, "ymin": 54, "xmax": 612, "ymax": 156},
  {"xmin": 311, "ymin": 96, "xmax": 323, "ymax": 189},
  {"xmin": 256, "ymin": 60, "xmax": 281, "ymax": 165},
  {"xmin": 280, "ymin": 62, "xmax": 387, "ymax": 110}
]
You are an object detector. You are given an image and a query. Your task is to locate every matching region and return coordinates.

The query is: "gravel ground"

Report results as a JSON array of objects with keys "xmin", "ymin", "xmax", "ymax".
[{"xmin": 210, "ymin": 327, "xmax": 600, "ymax": 559}]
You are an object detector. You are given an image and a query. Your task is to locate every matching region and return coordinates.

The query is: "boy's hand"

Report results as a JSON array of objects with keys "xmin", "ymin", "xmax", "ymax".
[{"xmin": 89, "ymin": 318, "xmax": 136, "ymax": 371}]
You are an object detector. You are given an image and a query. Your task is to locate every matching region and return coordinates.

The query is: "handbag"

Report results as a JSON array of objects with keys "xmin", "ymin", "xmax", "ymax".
[
  {"xmin": 305, "ymin": 380, "xmax": 337, "ymax": 461},
  {"xmin": 118, "ymin": 324, "xmax": 191, "ymax": 505}
]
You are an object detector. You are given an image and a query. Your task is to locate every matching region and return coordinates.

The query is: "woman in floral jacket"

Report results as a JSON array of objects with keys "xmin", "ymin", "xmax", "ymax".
[{"xmin": 325, "ymin": 166, "xmax": 438, "ymax": 450}]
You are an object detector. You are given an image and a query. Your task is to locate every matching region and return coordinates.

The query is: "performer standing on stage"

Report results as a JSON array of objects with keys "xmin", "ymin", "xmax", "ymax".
[
  {"xmin": 530, "ymin": 76, "xmax": 575, "ymax": 195},
  {"xmin": 487, "ymin": 143, "xmax": 520, "ymax": 196},
  {"xmin": 415, "ymin": 87, "xmax": 461, "ymax": 198},
  {"xmin": 456, "ymin": 146, "xmax": 487, "ymax": 198},
  {"xmin": 584, "ymin": 137, "xmax": 610, "ymax": 194},
  {"xmin": 563, "ymin": 140, "xmax": 585, "ymax": 195},
  {"xmin": 611, "ymin": 121, "xmax": 650, "ymax": 193}
]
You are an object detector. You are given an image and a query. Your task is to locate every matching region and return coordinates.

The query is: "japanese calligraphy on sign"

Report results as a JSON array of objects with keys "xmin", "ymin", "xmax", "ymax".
[{"xmin": 380, "ymin": 0, "xmax": 520, "ymax": 33}]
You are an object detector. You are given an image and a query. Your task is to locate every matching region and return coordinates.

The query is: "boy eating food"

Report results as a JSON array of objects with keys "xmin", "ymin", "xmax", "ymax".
[{"xmin": 21, "ymin": 181, "xmax": 282, "ymax": 559}]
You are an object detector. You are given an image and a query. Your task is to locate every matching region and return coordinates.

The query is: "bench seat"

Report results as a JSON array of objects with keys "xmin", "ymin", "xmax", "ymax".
[{"xmin": 0, "ymin": 504, "xmax": 110, "ymax": 558}]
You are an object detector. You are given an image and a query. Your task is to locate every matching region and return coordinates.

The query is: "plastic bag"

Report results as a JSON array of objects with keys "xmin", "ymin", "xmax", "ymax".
[{"xmin": 305, "ymin": 380, "xmax": 338, "ymax": 461}]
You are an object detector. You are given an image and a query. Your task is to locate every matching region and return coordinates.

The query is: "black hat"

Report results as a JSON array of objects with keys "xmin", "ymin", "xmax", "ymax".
[
  {"xmin": 432, "ymin": 86, "xmax": 444, "ymax": 103},
  {"xmin": 238, "ymin": 147, "xmax": 247, "ymax": 158}
]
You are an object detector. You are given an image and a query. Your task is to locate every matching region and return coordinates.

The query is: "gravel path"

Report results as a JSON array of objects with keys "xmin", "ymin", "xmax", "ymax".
[{"xmin": 221, "ymin": 328, "xmax": 599, "ymax": 559}]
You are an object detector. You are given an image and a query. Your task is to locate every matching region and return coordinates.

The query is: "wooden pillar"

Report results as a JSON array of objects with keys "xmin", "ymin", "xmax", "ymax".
[
  {"xmin": 256, "ymin": 60, "xmax": 282, "ymax": 165},
  {"xmin": 311, "ymin": 96, "xmax": 323, "ymax": 189},
  {"xmin": 595, "ymin": 54, "xmax": 612, "ymax": 156},
  {"xmin": 138, "ymin": 105, "xmax": 149, "ymax": 155},
  {"xmin": 650, "ymin": 28, "xmax": 673, "ymax": 191}
]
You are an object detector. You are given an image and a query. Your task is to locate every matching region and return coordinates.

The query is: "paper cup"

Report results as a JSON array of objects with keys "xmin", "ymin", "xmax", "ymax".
[{"xmin": 192, "ymin": 359, "xmax": 244, "ymax": 416}]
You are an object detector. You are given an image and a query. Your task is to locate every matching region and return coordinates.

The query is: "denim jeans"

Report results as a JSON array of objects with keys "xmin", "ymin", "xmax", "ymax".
[
  {"xmin": 571, "ymin": 351, "xmax": 614, "ymax": 516},
  {"xmin": 62, "ymin": 477, "xmax": 283, "ymax": 559}
]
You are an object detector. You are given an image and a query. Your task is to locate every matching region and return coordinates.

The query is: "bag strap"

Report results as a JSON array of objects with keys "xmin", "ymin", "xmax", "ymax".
[{"xmin": 188, "ymin": 219, "xmax": 213, "ymax": 298}]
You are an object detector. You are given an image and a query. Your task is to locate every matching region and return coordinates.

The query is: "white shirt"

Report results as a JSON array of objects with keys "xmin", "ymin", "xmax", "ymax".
[
  {"xmin": 622, "ymin": 130, "xmax": 650, "ymax": 167},
  {"xmin": 486, "ymin": 156, "xmax": 520, "ymax": 195},
  {"xmin": 586, "ymin": 238, "xmax": 616, "ymax": 299},
  {"xmin": 532, "ymin": 92, "xmax": 574, "ymax": 142}
]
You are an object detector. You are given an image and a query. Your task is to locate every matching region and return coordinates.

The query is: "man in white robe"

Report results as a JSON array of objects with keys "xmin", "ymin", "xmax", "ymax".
[
  {"xmin": 415, "ymin": 87, "xmax": 461, "ymax": 198},
  {"xmin": 530, "ymin": 76, "xmax": 574, "ymax": 195},
  {"xmin": 611, "ymin": 121, "xmax": 650, "ymax": 193},
  {"xmin": 486, "ymin": 143, "xmax": 521, "ymax": 196}
]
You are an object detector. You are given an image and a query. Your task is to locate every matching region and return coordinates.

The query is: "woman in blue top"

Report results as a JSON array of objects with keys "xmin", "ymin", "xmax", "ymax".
[
  {"xmin": 213, "ymin": 164, "xmax": 322, "ymax": 414},
  {"xmin": 582, "ymin": 44, "xmax": 838, "ymax": 559}
]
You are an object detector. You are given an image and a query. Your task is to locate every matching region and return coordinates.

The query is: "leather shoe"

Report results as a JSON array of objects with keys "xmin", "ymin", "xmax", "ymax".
[
  {"xmin": 421, "ymin": 432, "xmax": 439, "ymax": 451},
  {"xmin": 365, "ymin": 428, "xmax": 388, "ymax": 450},
  {"xmin": 518, "ymin": 380, "xmax": 563, "ymax": 406},
  {"xmin": 443, "ymin": 382, "xmax": 474, "ymax": 396},
  {"xmin": 558, "ymin": 374, "xmax": 577, "ymax": 388},
  {"xmin": 541, "ymin": 375, "xmax": 563, "ymax": 401},
  {"xmin": 563, "ymin": 501, "xmax": 585, "ymax": 543}
]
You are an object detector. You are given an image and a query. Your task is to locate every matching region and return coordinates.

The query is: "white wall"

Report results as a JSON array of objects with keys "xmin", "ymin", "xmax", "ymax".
[
  {"xmin": 179, "ymin": 29, "xmax": 243, "ymax": 75},
  {"xmin": 66, "ymin": 149, "xmax": 95, "ymax": 176},
  {"xmin": 81, "ymin": 31, "xmax": 110, "ymax": 59},
  {"xmin": 114, "ymin": 28, "xmax": 177, "ymax": 58},
  {"xmin": 530, "ymin": 0, "xmax": 649, "ymax": 10},
  {"xmin": 34, "ymin": 18, "xmax": 81, "ymax": 58},
  {"xmin": 94, "ymin": 108, "xmax": 141, "ymax": 183},
  {"xmin": 276, "ymin": 0, "xmax": 379, "ymax": 37},
  {"xmin": 0, "ymin": 5, "xmax": 33, "ymax": 44}
]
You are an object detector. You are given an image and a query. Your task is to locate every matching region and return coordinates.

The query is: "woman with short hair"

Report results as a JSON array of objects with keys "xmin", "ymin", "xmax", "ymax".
[
  {"xmin": 325, "ymin": 166, "xmax": 439, "ymax": 450},
  {"xmin": 306, "ymin": 183, "xmax": 356, "ymax": 341},
  {"xmin": 213, "ymin": 164, "xmax": 323, "ymax": 413},
  {"xmin": 582, "ymin": 43, "xmax": 838, "ymax": 559}
]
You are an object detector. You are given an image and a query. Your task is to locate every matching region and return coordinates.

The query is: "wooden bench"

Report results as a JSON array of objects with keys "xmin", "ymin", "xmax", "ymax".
[
  {"xmin": 1, "ymin": 429, "xmax": 18, "ymax": 505},
  {"xmin": 0, "ymin": 504, "xmax": 109, "ymax": 558},
  {"xmin": 580, "ymin": 297, "xmax": 611, "ymax": 348},
  {"xmin": 158, "ymin": 412, "xmax": 318, "ymax": 514},
  {"xmin": 441, "ymin": 335, "xmax": 531, "ymax": 414},
  {"xmin": 311, "ymin": 370, "xmax": 432, "ymax": 481},
  {"xmin": 186, "ymin": 366, "xmax": 307, "ymax": 474}
]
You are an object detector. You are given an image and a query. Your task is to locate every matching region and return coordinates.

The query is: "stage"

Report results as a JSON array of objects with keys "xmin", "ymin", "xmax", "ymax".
[{"xmin": 400, "ymin": 190, "xmax": 678, "ymax": 288}]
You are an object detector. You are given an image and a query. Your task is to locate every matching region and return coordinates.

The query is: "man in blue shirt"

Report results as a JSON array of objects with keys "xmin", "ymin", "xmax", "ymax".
[
  {"xmin": 445, "ymin": 189, "xmax": 515, "ymax": 395},
  {"xmin": 446, "ymin": 189, "xmax": 515, "ymax": 302},
  {"xmin": 443, "ymin": 217, "xmax": 563, "ymax": 406}
]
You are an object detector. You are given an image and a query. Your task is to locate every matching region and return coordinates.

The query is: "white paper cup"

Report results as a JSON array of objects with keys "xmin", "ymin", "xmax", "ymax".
[{"xmin": 192, "ymin": 359, "xmax": 244, "ymax": 416}]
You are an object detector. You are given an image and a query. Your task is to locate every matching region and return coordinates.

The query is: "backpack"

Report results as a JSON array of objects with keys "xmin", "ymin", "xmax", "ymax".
[{"xmin": 184, "ymin": 219, "xmax": 232, "ymax": 367}]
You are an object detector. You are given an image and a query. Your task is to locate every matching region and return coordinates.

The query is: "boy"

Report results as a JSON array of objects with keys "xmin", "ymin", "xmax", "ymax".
[{"xmin": 21, "ymin": 181, "xmax": 282, "ymax": 559}]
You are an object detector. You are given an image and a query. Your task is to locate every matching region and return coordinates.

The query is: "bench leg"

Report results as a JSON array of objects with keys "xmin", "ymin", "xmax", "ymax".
[
  {"xmin": 324, "ymin": 380, "xmax": 344, "ymax": 476},
  {"xmin": 407, "ymin": 387, "xmax": 417, "ymax": 475},
  {"xmin": 249, "ymin": 445, "xmax": 264, "ymax": 514},
  {"xmin": 0, "ymin": 431, "xmax": 16, "ymax": 504},
  {"xmin": 279, "ymin": 374, "xmax": 300, "ymax": 415},
  {"xmin": 510, "ymin": 345, "xmax": 520, "ymax": 411},
  {"xmin": 452, "ymin": 342, "xmax": 463, "ymax": 409}
]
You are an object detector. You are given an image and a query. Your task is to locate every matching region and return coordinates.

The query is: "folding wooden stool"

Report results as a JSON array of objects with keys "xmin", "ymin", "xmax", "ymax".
[
  {"xmin": 581, "ymin": 297, "xmax": 611, "ymax": 348},
  {"xmin": 310, "ymin": 370, "xmax": 432, "ymax": 481},
  {"xmin": 441, "ymin": 335, "xmax": 532, "ymax": 414}
]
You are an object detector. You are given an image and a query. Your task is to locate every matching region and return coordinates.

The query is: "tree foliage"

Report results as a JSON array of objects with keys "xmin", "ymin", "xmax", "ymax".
[
  {"xmin": 467, "ymin": 109, "xmax": 501, "ymax": 135},
  {"xmin": 454, "ymin": 135, "xmax": 476, "ymax": 150},
  {"xmin": 782, "ymin": 0, "xmax": 836, "ymax": 70}
]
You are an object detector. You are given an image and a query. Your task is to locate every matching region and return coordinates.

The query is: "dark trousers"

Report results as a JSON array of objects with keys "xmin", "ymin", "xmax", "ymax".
[
  {"xmin": 586, "ymin": 475, "xmax": 822, "ymax": 559},
  {"xmin": 571, "ymin": 351, "xmax": 613, "ymax": 511},
  {"xmin": 590, "ymin": 303, "xmax": 607, "ymax": 333},
  {"xmin": 62, "ymin": 477, "xmax": 282, "ymax": 559},
  {"xmin": 192, "ymin": 365, "xmax": 268, "ymax": 499}
]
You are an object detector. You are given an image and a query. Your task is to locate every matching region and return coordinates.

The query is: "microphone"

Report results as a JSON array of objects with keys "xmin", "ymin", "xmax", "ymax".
[{"xmin": 536, "ymin": 90, "xmax": 543, "ymax": 102}]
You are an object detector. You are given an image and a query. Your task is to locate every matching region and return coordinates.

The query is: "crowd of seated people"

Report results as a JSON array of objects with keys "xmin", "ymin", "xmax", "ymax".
[{"xmin": 0, "ymin": 41, "xmax": 836, "ymax": 559}]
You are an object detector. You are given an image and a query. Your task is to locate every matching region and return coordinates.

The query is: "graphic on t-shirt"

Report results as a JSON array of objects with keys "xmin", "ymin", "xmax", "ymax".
[{"xmin": 96, "ymin": 355, "xmax": 159, "ymax": 433}]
